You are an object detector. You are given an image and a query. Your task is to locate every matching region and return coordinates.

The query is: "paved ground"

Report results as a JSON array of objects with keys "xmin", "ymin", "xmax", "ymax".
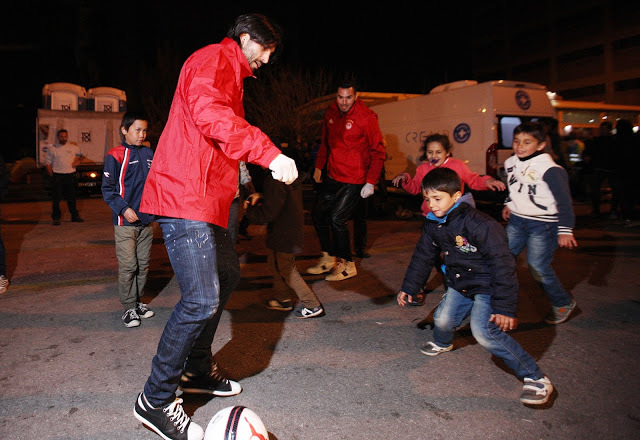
[{"xmin": 0, "ymin": 195, "xmax": 639, "ymax": 440}]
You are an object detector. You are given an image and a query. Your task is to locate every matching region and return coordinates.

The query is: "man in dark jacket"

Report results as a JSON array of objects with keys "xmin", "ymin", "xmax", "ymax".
[{"xmin": 397, "ymin": 168, "xmax": 554, "ymax": 406}]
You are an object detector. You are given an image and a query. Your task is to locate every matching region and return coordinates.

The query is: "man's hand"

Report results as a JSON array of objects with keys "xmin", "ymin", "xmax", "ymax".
[
  {"xmin": 313, "ymin": 168, "xmax": 322, "ymax": 184},
  {"xmin": 490, "ymin": 314, "xmax": 517, "ymax": 332},
  {"xmin": 360, "ymin": 183, "xmax": 374, "ymax": 198},
  {"xmin": 244, "ymin": 192, "xmax": 262, "ymax": 209},
  {"xmin": 269, "ymin": 154, "xmax": 298, "ymax": 185},
  {"xmin": 559, "ymin": 234, "xmax": 578, "ymax": 249}
]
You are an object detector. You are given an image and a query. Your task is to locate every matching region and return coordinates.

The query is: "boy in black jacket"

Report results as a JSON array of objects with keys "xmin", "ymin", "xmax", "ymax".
[{"xmin": 397, "ymin": 168, "xmax": 553, "ymax": 405}]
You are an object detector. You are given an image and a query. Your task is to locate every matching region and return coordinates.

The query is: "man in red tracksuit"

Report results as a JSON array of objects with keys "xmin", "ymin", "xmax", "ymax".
[
  {"xmin": 308, "ymin": 81, "xmax": 386, "ymax": 281},
  {"xmin": 133, "ymin": 14, "xmax": 297, "ymax": 440}
]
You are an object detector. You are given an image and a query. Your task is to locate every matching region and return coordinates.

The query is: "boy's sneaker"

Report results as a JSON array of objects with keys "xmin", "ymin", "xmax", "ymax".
[
  {"xmin": 134, "ymin": 392, "xmax": 204, "ymax": 440},
  {"xmin": 0, "ymin": 275, "xmax": 8, "ymax": 294},
  {"xmin": 544, "ymin": 299, "xmax": 576, "ymax": 324},
  {"xmin": 325, "ymin": 259, "xmax": 357, "ymax": 281},
  {"xmin": 136, "ymin": 302, "xmax": 155, "ymax": 318},
  {"xmin": 294, "ymin": 305, "xmax": 325, "ymax": 319},
  {"xmin": 306, "ymin": 251, "xmax": 336, "ymax": 274},
  {"xmin": 520, "ymin": 376, "xmax": 553, "ymax": 405},
  {"xmin": 122, "ymin": 308, "xmax": 141, "ymax": 328},
  {"xmin": 179, "ymin": 364, "xmax": 242, "ymax": 396},
  {"xmin": 420, "ymin": 341, "xmax": 453, "ymax": 356},
  {"xmin": 265, "ymin": 299, "xmax": 293, "ymax": 311}
]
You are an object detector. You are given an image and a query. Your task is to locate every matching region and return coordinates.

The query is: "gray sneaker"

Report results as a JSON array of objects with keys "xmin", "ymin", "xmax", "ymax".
[
  {"xmin": 520, "ymin": 376, "xmax": 553, "ymax": 405},
  {"xmin": 420, "ymin": 341, "xmax": 453, "ymax": 356},
  {"xmin": 545, "ymin": 299, "xmax": 576, "ymax": 324}
]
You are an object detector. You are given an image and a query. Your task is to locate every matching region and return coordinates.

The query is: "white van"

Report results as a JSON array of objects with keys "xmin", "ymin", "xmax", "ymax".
[{"xmin": 369, "ymin": 80, "xmax": 556, "ymax": 182}]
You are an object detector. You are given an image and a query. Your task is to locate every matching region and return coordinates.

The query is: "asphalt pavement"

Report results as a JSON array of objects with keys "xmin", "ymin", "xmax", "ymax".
[{"xmin": 0, "ymin": 194, "xmax": 639, "ymax": 440}]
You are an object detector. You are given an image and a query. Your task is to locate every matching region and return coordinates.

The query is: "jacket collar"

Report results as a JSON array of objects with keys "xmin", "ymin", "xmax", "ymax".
[
  {"xmin": 426, "ymin": 201, "xmax": 466, "ymax": 224},
  {"xmin": 220, "ymin": 37, "xmax": 254, "ymax": 80}
]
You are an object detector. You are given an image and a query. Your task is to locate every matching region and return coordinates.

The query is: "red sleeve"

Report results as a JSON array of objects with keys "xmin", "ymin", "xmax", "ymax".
[
  {"xmin": 450, "ymin": 160, "xmax": 491, "ymax": 190},
  {"xmin": 364, "ymin": 113, "xmax": 386, "ymax": 184},
  {"xmin": 402, "ymin": 164, "xmax": 431, "ymax": 195}
]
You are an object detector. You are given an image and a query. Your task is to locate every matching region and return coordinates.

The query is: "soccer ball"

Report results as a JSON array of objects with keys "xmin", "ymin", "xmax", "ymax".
[{"xmin": 204, "ymin": 406, "xmax": 269, "ymax": 440}]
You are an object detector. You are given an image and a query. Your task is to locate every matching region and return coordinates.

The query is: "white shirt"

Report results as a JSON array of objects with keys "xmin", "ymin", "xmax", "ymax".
[{"xmin": 44, "ymin": 142, "xmax": 83, "ymax": 174}]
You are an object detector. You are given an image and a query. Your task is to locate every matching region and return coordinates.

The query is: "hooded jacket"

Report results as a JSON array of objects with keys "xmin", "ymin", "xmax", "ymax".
[
  {"xmin": 140, "ymin": 37, "xmax": 281, "ymax": 226},
  {"xmin": 401, "ymin": 203, "xmax": 519, "ymax": 317}
]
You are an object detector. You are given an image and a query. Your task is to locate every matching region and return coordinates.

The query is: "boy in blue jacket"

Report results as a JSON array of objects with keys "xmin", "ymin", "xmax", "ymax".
[
  {"xmin": 397, "ymin": 168, "xmax": 553, "ymax": 405},
  {"xmin": 102, "ymin": 112, "xmax": 155, "ymax": 328}
]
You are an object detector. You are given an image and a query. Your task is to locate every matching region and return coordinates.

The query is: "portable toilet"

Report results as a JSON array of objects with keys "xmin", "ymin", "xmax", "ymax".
[
  {"xmin": 87, "ymin": 87, "xmax": 127, "ymax": 112},
  {"xmin": 42, "ymin": 83, "xmax": 88, "ymax": 111}
]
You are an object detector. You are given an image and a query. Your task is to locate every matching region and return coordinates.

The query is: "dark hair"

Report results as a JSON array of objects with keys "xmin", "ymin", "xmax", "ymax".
[
  {"xmin": 227, "ymin": 13, "xmax": 283, "ymax": 60},
  {"xmin": 419, "ymin": 133, "xmax": 452, "ymax": 161},
  {"xmin": 337, "ymin": 77, "xmax": 357, "ymax": 93},
  {"xmin": 120, "ymin": 111, "xmax": 148, "ymax": 132},
  {"xmin": 513, "ymin": 121, "xmax": 546, "ymax": 143},
  {"xmin": 57, "ymin": 129, "xmax": 68, "ymax": 136},
  {"xmin": 421, "ymin": 167, "xmax": 461, "ymax": 196}
]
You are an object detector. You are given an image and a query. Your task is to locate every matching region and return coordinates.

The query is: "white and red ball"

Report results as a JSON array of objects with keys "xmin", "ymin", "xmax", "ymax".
[{"xmin": 204, "ymin": 406, "xmax": 269, "ymax": 440}]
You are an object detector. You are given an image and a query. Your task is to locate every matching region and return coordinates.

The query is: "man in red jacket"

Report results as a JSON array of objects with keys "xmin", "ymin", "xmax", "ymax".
[
  {"xmin": 134, "ymin": 14, "xmax": 297, "ymax": 440},
  {"xmin": 308, "ymin": 81, "xmax": 386, "ymax": 281}
]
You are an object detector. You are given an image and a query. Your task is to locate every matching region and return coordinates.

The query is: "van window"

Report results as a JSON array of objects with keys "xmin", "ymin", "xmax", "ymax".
[{"xmin": 497, "ymin": 115, "xmax": 545, "ymax": 149}]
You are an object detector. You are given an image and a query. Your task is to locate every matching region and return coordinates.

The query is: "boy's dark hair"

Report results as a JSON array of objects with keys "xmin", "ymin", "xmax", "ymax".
[
  {"xmin": 513, "ymin": 121, "xmax": 546, "ymax": 143},
  {"xmin": 419, "ymin": 133, "xmax": 452, "ymax": 161},
  {"xmin": 57, "ymin": 129, "xmax": 68, "ymax": 136},
  {"xmin": 227, "ymin": 13, "xmax": 283, "ymax": 60},
  {"xmin": 120, "ymin": 111, "xmax": 148, "ymax": 132},
  {"xmin": 421, "ymin": 167, "xmax": 461, "ymax": 196}
]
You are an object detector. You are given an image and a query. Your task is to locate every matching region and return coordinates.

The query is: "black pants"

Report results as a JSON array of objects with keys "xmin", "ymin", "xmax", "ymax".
[
  {"xmin": 312, "ymin": 176, "xmax": 362, "ymax": 261},
  {"xmin": 353, "ymin": 197, "xmax": 367, "ymax": 253},
  {"xmin": 51, "ymin": 173, "xmax": 79, "ymax": 220}
]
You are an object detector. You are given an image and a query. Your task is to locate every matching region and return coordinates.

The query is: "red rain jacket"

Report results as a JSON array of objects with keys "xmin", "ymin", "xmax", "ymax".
[
  {"xmin": 140, "ymin": 38, "xmax": 280, "ymax": 226},
  {"xmin": 315, "ymin": 99, "xmax": 386, "ymax": 185}
]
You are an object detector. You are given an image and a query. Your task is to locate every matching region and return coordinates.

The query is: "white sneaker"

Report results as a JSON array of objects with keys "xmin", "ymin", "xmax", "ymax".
[
  {"xmin": 325, "ymin": 259, "xmax": 357, "ymax": 281},
  {"xmin": 307, "ymin": 251, "xmax": 336, "ymax": 274},
  {"xmin": 520, "ymin": 376, "xmax": 553, "ymax": 405},
  {"xmin": 0, "ymin": 275, "xmax": 8, "ymax": 294}
]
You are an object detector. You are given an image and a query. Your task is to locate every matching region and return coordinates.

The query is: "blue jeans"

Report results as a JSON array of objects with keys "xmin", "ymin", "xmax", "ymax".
[
  {"xmin": 143, "ymin": 218, "xmax": 240, "ymax": 407},
  {"xmin": 506, "ymin": 215, "xmax": 572, "ymax": 307},
  {"xmin": 433, "ymin": 288, "xmax": 543, "ymax": 380}
]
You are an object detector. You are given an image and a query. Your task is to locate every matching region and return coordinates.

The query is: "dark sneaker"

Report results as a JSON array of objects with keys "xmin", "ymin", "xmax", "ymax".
[
  {"xmin": 544, "ymin": 299, "xmax": 576, "ymax": 324},
  {"xmin": 179, "ymin": 365, "xmax": 242, "ymax": 397},
  {"xmin": 71, "ymin": 216, "xmax": 84, "ymax": 223},
  {"xmin": 520, "ymin": 376, "xmax": 553, "ymax": 405},
  {"xmin": 294, "ymin": 305, "xmax": 325, "ymax": 319},
  {"xmin": 122, "ymin": 308, "xmax": 141, "ymax": 328},
  {"xmin": 420, "ymin": 341, "xmax": 453, "ymax": 356},
  {"xmin": 134, "ymin": 392, "xmax": 204, "ymax": 440},
  {"xmin": 0, "ymin": 275, "xmax": 8, "ymax": 294},
  {"xmin": 265, "ymin": 299, "xmax": 293, "ymax": 311},
  {"xmin": 136, "ymin": 302, "xmax": 155, "ymax": 318}
]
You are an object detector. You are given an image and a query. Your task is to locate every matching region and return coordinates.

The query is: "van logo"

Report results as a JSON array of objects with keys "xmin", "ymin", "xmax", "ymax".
[
  {"xmin": 516, "ymin": 90, "xmax": 531, "ymax": 110},
  {"xmin": 453, "ymin": 123, "xmax": 471, "ymax": 143}
]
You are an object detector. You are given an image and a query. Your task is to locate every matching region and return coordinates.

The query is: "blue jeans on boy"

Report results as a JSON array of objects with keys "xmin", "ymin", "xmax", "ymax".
[
  {"xmin": 143, "ymin": 217, "xmax": 240, "ymax": 408},
  {"xmin": 506, "ymin": 215, "xmax": 572, "ymax": 307},
  {"xmin": 433, "ymin": 288, "xmax": 543, "ymax": 380}
]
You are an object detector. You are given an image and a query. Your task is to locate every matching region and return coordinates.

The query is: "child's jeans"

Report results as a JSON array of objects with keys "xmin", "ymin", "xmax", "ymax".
[
  {"xmin": 433, "ymin": 288, "xmax": 543, "ymax": 380},
  {"xmin": 506, "ymin": 215, "xmax": 573, "ymax": 307}
]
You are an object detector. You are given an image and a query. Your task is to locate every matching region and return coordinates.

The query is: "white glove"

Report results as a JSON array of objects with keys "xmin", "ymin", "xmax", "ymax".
[
  {"xmin": 269, "ymin": 154, "xmax": 298, "ymax": 185},
  {"xmin": 360, "ymin": 183, "xmax": 374, "ymax": 198}
]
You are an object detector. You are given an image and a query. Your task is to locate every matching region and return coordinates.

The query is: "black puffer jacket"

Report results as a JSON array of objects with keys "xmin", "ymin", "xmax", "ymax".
[{"xmin": 401, "ymin": 203, "xmax": 519, "ymax": 317}]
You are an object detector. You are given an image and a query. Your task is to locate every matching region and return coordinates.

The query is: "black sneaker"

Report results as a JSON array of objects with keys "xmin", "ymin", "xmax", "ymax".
[
  {"xmin": 134, "ymin": 392, "xmax": 204, "ymax": 440},
  {"xmin": 122, "ymin": 308, "xmax": 141, "ymax": 328},
  {"xmin": 179, "ymin": 364, "xmax": 242, "ymax": 396},
  {"xmin": 136, "ymin": 302, "xmax": 155, "ymax": 318},
  {"xmin": 71, "ymin": 216, "xmax": 84, "ymax": 222},
  {"xmin": 294, "ymin": 305, "xmax": 325, "ymax": 319}
]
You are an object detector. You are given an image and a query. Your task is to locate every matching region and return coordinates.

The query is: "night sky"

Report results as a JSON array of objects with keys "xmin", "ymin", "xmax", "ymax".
[{"xmin": 1, "ymin": 2, "xmax": 472, "ymax": 160}]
